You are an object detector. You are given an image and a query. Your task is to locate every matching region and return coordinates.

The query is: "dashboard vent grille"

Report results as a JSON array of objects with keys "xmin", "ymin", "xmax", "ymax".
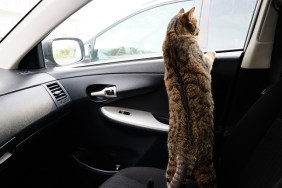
[
  {"xmin": 44, "ymin": 82, "xmax": 70, "ymax": 107},
  {"xmin": 47, "ymin": 83, "xmax": 67, "ymax": 102}
]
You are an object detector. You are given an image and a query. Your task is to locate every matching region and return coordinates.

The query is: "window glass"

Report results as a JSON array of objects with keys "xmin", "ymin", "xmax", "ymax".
[
  {"xmin": 203, "ymin": 0, "xmax": 257, "ymax": 51},
  {"xmin": 0, "ymin": 0, "xmax": 41, "ymax": 42},
  {"xmin": 92, "ymin": 1, "xmax": 194, "ymax": 62}
]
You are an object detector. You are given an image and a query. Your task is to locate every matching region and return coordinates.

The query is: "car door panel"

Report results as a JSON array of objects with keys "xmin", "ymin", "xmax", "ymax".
[
  {"xmin": 46, "ymin": 51, "xmax": 244, "ymax": 176},
  {"xmin": 57, "ymin": 71, "xmax": 169, "ymax": 171}
]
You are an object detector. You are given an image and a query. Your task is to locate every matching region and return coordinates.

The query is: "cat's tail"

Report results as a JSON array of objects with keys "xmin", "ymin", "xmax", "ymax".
[{"xmin": 167, "ymin": 155, "xmax": 186, "ymax": 188}]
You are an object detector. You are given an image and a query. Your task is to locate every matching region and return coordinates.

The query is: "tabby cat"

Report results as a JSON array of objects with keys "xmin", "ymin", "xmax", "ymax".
[{"xmin": 162, "ymin": 7, "xmax": 216, "ymax": 188}]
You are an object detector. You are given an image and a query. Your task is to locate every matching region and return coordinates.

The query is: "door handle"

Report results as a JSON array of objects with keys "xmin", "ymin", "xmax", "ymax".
[{"xmin": 90, "ymin": 86, "xmax": 117, "ymax": 98}]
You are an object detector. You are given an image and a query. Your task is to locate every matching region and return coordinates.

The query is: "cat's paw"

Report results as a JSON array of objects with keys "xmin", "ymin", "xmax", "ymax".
[
  {"xmin": 204, "ymin": 51, "xmax": 216, "ymax": 71},
  {"xmin": 167, "ymin": 182, "xmax": 171, "ymax": 188},
  {"xmin": 206, "ymin": 51, "xmax": 216, "ymax": 58}
]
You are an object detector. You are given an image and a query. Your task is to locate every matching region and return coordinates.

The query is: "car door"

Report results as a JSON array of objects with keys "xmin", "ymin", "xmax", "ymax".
[{"xmin": 38, "ymin": 0, "xmax": 261, "ymax": 186}]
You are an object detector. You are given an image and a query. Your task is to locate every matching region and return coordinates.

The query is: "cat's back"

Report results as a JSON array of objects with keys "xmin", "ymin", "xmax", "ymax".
[
  {"xmin": 164, "ymin": 32, "xmax": 201, "ymax": 56},
  {"xmin": 163, "ymin": 32, "xmax": 197, "ymax": 49}
]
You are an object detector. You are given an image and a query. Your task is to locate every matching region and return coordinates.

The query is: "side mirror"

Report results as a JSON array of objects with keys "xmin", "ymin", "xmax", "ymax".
[{"xmin": 43, "ymin": 38, "xmax": 85, "ymax": 66}]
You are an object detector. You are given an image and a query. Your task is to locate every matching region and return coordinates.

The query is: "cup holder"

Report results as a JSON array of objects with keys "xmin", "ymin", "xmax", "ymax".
[{"xmin": 72, "ymin": 148, "xmax": 121, "ymax": 175}]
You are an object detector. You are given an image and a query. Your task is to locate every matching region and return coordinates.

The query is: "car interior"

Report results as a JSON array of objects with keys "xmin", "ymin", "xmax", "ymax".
[{"xmin": 0, "ymin": 0, "xmax": 282, "ymax": 187}]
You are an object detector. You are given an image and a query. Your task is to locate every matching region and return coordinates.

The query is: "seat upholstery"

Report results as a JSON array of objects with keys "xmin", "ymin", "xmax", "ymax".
[
  {"xmin": 99, "ymin": 167, "xmax": 199, "ymax": 188},
  {"xmin": 99, "ymin": 167, "xmax": 166, "ymax": 188}
]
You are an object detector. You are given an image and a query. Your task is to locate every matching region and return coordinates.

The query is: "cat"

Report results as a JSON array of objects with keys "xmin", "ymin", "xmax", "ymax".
[{"xmin": 162, "ymin": 7, "xmax": 216, "ymax": 188}]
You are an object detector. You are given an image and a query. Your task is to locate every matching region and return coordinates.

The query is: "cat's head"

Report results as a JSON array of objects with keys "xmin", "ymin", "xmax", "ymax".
[{"xmin": 167, "ymin": 7, "xmax": 199, "ymax": 36}]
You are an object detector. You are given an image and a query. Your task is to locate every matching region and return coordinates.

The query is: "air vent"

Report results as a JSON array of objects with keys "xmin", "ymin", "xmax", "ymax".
[{"xmin": 44, "ymin": 81, "xmax": 70, "ymax": 107}]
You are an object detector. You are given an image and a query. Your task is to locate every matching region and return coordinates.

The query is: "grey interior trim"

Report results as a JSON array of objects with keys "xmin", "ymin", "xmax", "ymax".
[
  {"xmin": 101, "ymin": 106, "xmax": 169, "ymax": 132},
  {"xmin": 242, "ymin": 0, "xmax": 278, "ymax": 68}
]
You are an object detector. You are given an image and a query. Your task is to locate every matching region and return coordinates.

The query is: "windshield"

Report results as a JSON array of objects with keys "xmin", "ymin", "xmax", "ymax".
[{"xmin": 0, "ymin": 0, "xmax": 41, "ymax": 42}]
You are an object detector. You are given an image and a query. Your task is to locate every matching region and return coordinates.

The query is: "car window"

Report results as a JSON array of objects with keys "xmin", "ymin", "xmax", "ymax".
[
  {"xmin": 203, "ymin": 0, "xmax": 258, "ymax": 51},
  {"xmin": 92, "ymin": 1, "xmax": 194, "ymax": 62},
  {"xmin": 0, "ymin": 0, "xmax": 41, "ymax": 43},
  {"xmin": 42, "ymin": 0, "xmax": 258, "ymax": 67}
]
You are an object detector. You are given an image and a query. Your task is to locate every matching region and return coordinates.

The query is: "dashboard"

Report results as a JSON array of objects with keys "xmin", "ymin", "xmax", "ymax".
[{"xmin": 0, "ymin": 69, "xmax": 71, "ymax": 165}]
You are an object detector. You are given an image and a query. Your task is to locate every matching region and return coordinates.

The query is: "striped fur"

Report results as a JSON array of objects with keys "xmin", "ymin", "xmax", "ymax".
[{"xmin": 163, "ymin": 7, "xmax": 216, "ymax": 188}]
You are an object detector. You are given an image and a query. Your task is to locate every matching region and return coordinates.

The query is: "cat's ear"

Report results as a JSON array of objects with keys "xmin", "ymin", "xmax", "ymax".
[
  {"xmin": 186, "ymin": 7, "xmax": 195, "ymax": 20},
  {"xmin": 178, "ymin": 8, "xmax": 185, "ymax": 14}
]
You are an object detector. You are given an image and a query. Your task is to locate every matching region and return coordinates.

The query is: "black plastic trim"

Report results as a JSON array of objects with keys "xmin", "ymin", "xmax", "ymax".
[
  {"xmin": 0, "ymin": 69, "xmax": 55, "ymax": 96},
  {"xmin": 0, "ymin": 85, "xmax": 57, "ymax": 148}
]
